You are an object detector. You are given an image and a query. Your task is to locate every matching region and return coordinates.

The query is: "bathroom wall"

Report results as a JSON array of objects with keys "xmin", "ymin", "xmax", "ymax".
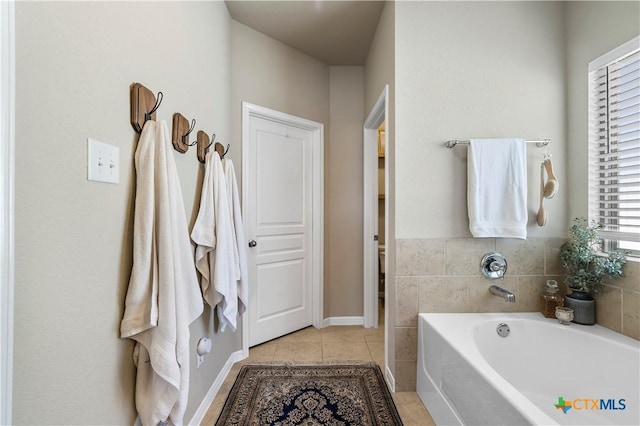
[
  {"xmin": 14, "ymin": 1, "xmax": 236, "ymax": 424},
  {"xmin": 564, "ymin": 0, "xmax": 640, "ymax": 341},
  {"xmin": 393, "ymin": 0, "xmax": 566, "ymax": 391},
  {"xmin": 327, "ymin": 66, "xmax": 365, "ymax": 318},
  {"xmin": 364, "ymin": 0, "xmax": 396, "ymax": 384}
]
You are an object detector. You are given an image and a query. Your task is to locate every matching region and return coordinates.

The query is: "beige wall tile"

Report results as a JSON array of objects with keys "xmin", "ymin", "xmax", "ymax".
[
  {"xmin": 594, "ymin": 285, "xmax": 622, "ymax": 333},
  {"xmin": 468, "ymin": 276, "xmax": 519, "ymax": 312},
  {"xmin": 611, "ymin": 260, "xmax": 640, "ymax": 293},
  {"xmin": 418, "ymin": 276, "xmax": 469, "ymax": 313},
  {"xmin": 395, "ymin": 360, "xmax": 417, "ymax": 392},
  {"xmin": 445, "ymin": 238, "xmax": 495, "ymax": 275},
  {"xmin": 396, "ymin": 239, "xmax": 445, "ymax": 276},
  {"xmin": 395, "ymin": 327, "xmax": 417, "ymax": 360},
  {"xmin": 396, "ymin": 276, "xmax": 419, "ymax": 326},
  {"xmin": 623, "ymin": 290, "xmax": 640, "ymax": 340},
  {"xmin": 496, "ymin": 238, "xmax": 545, "ymax": 275},
  {"xmin": 545, "ymin": 238, "xmax": 566, "ymax": 275},
  {"xmin": 516, "ymin": 276, "xmax": 546, "ymax": 312}
]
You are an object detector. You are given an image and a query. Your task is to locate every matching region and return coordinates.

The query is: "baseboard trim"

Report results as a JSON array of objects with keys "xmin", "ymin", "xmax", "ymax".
[
  {"xmin": 322, "ymin": 316, "xmax": 364, "ymax": 327},
  {"xmin": 188, "ymin": 349, "xmax": 244, "ymax": 425},
  {"xmin": 385, "ymin": 364, "xmax": 396, "ymax": 393}
]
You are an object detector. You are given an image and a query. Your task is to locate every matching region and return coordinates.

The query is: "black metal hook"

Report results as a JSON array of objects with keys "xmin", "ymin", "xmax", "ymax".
[
  {"xmin": 144, "ymin": 91, "xmax": 163, "ymax": 122},
  {"xmin": 205, "ymin": 133, "xmax": 216, "ymax": 151},
  {"xmin": 182, "ymin": 118, "xmax": 196, "ymax": 145},
  {"xmin": 221, "ymin": 143, "xmax": 230, "ymax": 158}
]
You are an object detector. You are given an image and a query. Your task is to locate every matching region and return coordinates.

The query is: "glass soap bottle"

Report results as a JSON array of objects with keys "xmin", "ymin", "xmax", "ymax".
[{"xmin": 542, "ymin": 280, "xmax": 563, "ymax": 318}]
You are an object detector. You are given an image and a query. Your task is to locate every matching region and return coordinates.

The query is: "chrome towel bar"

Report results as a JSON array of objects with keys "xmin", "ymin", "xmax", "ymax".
[{"xmin": 445, "ymin": 139, "xmax": 551, "ymax": 148}]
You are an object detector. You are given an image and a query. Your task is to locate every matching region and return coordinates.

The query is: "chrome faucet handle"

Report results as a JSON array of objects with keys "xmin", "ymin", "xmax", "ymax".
[
  {"xmin": 490, "ymin": 259, "xmax": 505, "ymax": 272},
  {"xmin": 481, "ymin": 252, "xmax": 508, "ymax": 280}
]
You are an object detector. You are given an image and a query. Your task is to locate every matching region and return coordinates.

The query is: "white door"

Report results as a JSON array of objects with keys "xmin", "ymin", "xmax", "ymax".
[{"xmin": 243, "ymin": 104, "xmax": 323, "ymax": 347}]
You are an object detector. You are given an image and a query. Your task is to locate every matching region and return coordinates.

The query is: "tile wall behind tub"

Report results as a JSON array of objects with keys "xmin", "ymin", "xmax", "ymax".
[
  {"xmin": 394, "ymin": 237, "xmax": 640, "ymax": 391},
  {"xmin": 393, "ymin": 237, "xmax": 565, "ymax": 392},
  {"xmin": 594, "ymin": 260, "xmax": 640, "ymax": 340}
]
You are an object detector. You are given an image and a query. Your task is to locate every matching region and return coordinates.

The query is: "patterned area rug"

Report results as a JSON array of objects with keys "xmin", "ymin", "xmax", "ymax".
[{"xmin": 216, "ymin": 363, "xmax": 403, "ymax": 425}]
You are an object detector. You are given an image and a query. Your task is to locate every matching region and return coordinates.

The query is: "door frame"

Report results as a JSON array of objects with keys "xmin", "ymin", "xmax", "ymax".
[
  {"xmin": 363, "ymin": 86, "xmax": 388, "ymax": 329},
  {"xmin": 240, "ymin": 102, "xmax": 324, "ymax": 356},
  {"xmin": 1, "ymin": 1, "xmax": 15, "ymax": 423}
]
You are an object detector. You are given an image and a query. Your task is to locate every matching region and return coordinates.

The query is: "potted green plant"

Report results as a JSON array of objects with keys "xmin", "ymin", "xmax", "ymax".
[{"xmin": 559, "ymin": 218, "xmax": 628, "ymax": 324}]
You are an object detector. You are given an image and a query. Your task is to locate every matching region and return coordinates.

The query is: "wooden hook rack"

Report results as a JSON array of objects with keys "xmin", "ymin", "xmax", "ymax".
[
  {"xmin": 197, "ymin": 131, "xmax": 212, "ymax": 163},
  {"xmin": 130, "ymin": 83, "xmax": 162, "ymax": 133},
  {"xmin": 172, "ymin": 113, "xmax": 196, "ymax": 153},
  {"xmin": 215, "ymin": 142, "xmax": 230, "ymax": 159},
  {"xmin": 129, "ymin": 82, "xmax": 226, "ymax": 160}
]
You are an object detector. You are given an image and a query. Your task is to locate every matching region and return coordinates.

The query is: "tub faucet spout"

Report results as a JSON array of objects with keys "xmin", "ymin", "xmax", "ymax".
[{"xmin": 489, "ymin": 285, "xmax": 516, "ymax": 303}]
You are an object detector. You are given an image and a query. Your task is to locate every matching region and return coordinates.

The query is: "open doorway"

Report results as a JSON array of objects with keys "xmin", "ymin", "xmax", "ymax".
[{"xmin": 363, "ymin": 86, "xmax": 388, "ymax": 331}]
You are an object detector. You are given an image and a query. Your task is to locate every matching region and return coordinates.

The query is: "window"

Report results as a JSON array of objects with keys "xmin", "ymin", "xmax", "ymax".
[{"xmin": 588, "ymin": 36, "xmax": 640, "ymax": 258}]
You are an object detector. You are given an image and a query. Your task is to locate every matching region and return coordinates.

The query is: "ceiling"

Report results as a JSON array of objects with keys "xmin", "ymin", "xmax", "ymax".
[{"xmin": 225, "ymin": 1, "xmax": 386, "ymax": 65}]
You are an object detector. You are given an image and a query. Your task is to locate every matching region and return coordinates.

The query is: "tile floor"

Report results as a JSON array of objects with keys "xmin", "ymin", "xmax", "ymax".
[{"xmin": 201, "ymin": 303, "xmax": 435, "ymax": 425}]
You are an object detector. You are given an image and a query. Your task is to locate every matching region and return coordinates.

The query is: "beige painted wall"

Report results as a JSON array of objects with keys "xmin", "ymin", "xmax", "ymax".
[
  {"xmin": 14, "ymin": 2, "xmax": 238, "ymax": 424},
  {"xmin": 395, "ymin": 0, "xmax": 567, "ymax": 240},
  {"xmin": 327, "ymin": 66, "xmax": 365, "ymax": 317},
  {"xmin": 230, "ymin": 19, "xmax": 330, "ymax": 173}
]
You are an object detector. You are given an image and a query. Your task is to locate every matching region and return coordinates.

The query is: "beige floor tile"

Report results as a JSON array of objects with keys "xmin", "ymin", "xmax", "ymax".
[
  {"xmin": 247, "ymin": 341, "xmax": 277, "ymax": 361},
  {"xmin": 392, "ymin": 392, "xmax": 422, "ymax": 404},
  {"xmin": 322, "ymin": 325, "xmax": 368, "ymax": 342},
  {"xmin": 201, "ymin": 396, "xmax": 226, "ymax": 424},
  {"xmin": 272, "ymin": 341, "xmax": 323, "ymax": 362},
  {"xmin": 396, "ymin": 401, "xmax": 435, "ymax": 426},
  {"xmin": 366, "ymin": 340, "xmax": 385, "ymax": 363},
  {"xmin": 276, "ymin": 326, "xmax": 323, "ymax": 343},
  {"xmin": 322, "ymin": 341, "xmax": 372, "ymax": 362},
  {"xmin": 364, "ymin": 326, "xmax": 385, "ymax": 342}
]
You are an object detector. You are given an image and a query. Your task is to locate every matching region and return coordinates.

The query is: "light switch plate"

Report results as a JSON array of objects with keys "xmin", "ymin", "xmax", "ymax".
[{"xmin": 87, "ymin": 138, "xmax": 119, "ymax": 184}]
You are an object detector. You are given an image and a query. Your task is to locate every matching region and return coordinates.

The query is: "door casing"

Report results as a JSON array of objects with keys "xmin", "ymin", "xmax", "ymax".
[
  {"xmin": 363, "ymin": 86, "xmax": 388, "ymax": 329},
  {"xmin": 241, "ymin": 102, "xmax": 324, "ymax": 356},
  {"xmin": 1, "ymin": 1, "xmax": 15, "ymax": 424}
]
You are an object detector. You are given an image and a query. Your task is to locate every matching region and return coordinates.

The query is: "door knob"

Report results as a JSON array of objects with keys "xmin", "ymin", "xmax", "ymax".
[{"xmin": 248, "ymin": 239, "xmax": 257, "ymax": 248}]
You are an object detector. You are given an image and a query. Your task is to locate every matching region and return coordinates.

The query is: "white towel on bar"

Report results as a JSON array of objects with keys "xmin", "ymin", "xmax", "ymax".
[
  {"xmin": 468, "ymin": 138, "xmax": 527, "ymax": 239},
  {"xmin": 192, "ymin": 151, "xmax": 238, "ymax": 332},
  {"xmin": 120, "ymin": 120, "xmax": 204, "ymax": 426}
]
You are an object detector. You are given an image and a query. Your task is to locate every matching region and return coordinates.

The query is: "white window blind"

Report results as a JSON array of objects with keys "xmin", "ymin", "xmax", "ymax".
[{"xmin": 588, "ymin": 37, "xmax": 640, "ymax": 257}]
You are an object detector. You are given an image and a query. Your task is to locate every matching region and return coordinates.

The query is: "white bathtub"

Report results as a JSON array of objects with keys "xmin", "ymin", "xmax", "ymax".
[{"xmin": 417, "ymin": 312, "xmax": 640, "ymax": 425}]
